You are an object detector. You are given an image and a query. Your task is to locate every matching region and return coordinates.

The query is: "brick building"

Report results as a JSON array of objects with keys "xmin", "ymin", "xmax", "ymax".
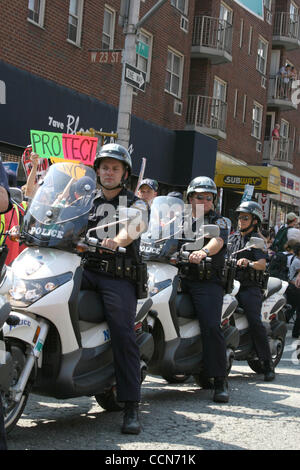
[
  {"xmin": 186, "ymin": 0, "xmax": 300, "ymax": 226},
  {"xmin": 0, "ymin": 0, "xmax": 217, "ymax": 191},
  {"xmin": 1, "ymin": 0, "xmax": 300, "ymax": 226}
]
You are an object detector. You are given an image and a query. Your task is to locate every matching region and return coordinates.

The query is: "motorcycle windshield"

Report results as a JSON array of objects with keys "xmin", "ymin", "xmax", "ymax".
[
  {"xmin": 22, "ymin": 162, "xmax": 96, "ymax": 250},
  {"xmin": 140, "ymin": 196, "xmax": 184, "ymax": 261}
]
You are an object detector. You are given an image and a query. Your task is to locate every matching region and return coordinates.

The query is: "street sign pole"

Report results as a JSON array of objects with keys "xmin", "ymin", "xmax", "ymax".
[
  {"xmin": 116, "ymin": 0, "xmax": 168, "ymax": 149},
  {"xmin": 116, "ymin": 0, "xmax": 141, "ymax": 149}
]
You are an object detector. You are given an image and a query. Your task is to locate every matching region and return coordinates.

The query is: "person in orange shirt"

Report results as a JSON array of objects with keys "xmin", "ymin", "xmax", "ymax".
[{"xmin": 0, "ymin": 170, "xmax": 27, "ymax": 265}]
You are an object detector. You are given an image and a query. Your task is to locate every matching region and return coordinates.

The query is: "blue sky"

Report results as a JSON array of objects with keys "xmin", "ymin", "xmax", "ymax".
[{"xmin": 233, "ymin": 0, "xmax": 264, "ymax": 19}]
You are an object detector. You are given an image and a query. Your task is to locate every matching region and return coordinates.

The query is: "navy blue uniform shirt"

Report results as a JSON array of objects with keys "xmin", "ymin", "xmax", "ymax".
[
  {"xmin": 228, "ymin": 230, "xmax": 267, "ymax": 287},
  {"xmin": 189, "ymin": 210, "xmax": 228, "ymax": 281}
]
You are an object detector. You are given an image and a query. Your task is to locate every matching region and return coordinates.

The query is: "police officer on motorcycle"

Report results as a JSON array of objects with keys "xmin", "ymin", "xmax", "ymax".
[
  {"xmin": 81, "ymin": 143, "xmax": 148, "ymax": 434},
  {"xmin": 181, "ymin": 176, "xmax": 229, "ymax": 402},
  {"xmin": 227, "ymin": 201, "xmax": 275, "ymax": 381}
]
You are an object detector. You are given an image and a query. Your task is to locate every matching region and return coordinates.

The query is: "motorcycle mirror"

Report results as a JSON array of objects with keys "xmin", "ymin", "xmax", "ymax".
[
  {"xmin": 246, "ymin": 237, "xmax": 265, "ymax": 250},
  {"xmin": 118, "ymin": 207, "xmax": 141, "ymax": 220},
  {"xmin": 203, "ymin": 224, "xmax": 220, "ymax": 239},
  {"xmin": 9, "ymin": 187, "xmax": 23, "ymax": 205},
  {"xmin": 231, "ymin": 236, "xmax": 265, "ymax": 256},
  {"xmin": 181, "ymin": 225, "xmax": 220, "ymax": 251},
  {"xmin": 86, "ymin": 218, "xmax": 130, "ymax": 237}
]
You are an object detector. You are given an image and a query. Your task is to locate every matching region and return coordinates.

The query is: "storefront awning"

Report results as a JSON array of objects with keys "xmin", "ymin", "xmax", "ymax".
[{"xmin": 214, "ymin": 162, "xmax": 281, "ymax": 194}]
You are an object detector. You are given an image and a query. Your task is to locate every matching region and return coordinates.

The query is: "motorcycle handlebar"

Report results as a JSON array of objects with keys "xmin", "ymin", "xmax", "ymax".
[
  {"xmin": 175, "ymin": 251, "xmax": 212, "ymax": 263},
  {"xmin": 85, "ymin": 237, "xmax": 127, "ymax": 254}
]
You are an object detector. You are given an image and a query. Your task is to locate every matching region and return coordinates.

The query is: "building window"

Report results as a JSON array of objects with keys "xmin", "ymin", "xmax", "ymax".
[
  {"xmin": 28, "ymin": 0, "xmax": 46, "ymax": 27},
  {"xmin": 290, "ymin": 1, "xmax": 299, "ymax": 37},
  {"xmin": 239, "ymin": 19, "xmax": 244, "ymax": 48},
  {"xmin": 264, "ymin": 0, "xmax": 272, "ymax": 10},
  {"xmin": 280, "ymin": 119, "xmax": 289, "ymax": 139},
  {"xmin": 242, "ymin": 94, "xmax": 247, "ymax": 123},
  {"xmin": 248, "ymin": 26, "xmax": 253, "ymax": 55},
  {"xmin": 213, "ymin": 77, "xmax": 227, "ymax": 102},
  {"xmin": 220, "ymin": 2, "xmax": 233, "ymax": 24},
  {"xmin": 256, "ymin": 37, "xmax": 268, "ymax": 75},
  {"xmin": 251, "ymin": 102, "xmax": 263, "ymax": 139},
  {"xmin": 102, "ymin": 6, "xmax": 115, "ymax": 50},
  {"xmin": 234, "ymin": 89, "xmax": 238, "ymax": 118},
  {"xmin": 264, "ymin": 0, "xmax": 272, "ymax": 24},
  {"xmin": 170, "ymin": 0, "xmax": 188, "ymax": 15},
  {"xmin": 165, "ymin": 48, "xmax": 184, "ymax": 98},
  {"xmin": 67, "ymin": 0, "xmax": 84, "ymax": 45},
  {"xmin": 136, "ymin": 30, "xmax": 153, "ymax": 81}
]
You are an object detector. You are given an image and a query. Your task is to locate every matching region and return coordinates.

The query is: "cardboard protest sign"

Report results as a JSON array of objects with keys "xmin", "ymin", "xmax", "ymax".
[
  {"xmin": 30, "ymin": 130, "xmax": 98, "ymax": 165},
  {"xmin": 22, "ymin": 145, "xmax": 49, "ymax": 184},
  {"xmin": 56, "ymin": 162, "xmax": 86, "ymax": 180},
  {"xmin": 241, "ymin": 184, "xmax": 255, "ymax": 202}
]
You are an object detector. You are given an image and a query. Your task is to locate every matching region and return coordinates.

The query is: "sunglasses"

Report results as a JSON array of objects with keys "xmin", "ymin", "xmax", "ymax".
[
  {"xmin": 194, "ymin": 195, "xmax": 213, "ymax": 201},
  {"xmin": 238, "ymin": 215, "xmax": 250, "ymax": 221}
]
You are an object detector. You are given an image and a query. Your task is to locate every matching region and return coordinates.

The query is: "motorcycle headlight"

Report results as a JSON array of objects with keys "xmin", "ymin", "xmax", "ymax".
[{"xmin": 9, "ymin": 272, "xmax": 73, "ymax": 307}]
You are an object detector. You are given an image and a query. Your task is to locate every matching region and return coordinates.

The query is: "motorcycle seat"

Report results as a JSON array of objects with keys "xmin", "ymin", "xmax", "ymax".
[
  {"xmin": 265, "ymin": 277, "xmax": 282, "ymax": 299},
  {"xmin": 175, "ymin": 293, "xmax": 196, "ymax": 319},
  {"xmin": 77, "ymin": 290, "xmax": 106, "ymax": 323}
]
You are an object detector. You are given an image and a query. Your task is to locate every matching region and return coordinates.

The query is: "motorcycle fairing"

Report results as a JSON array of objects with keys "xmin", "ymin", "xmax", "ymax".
[{"xmin": 22, "ymin": 162, "xmax": 96, "ymax": 252}]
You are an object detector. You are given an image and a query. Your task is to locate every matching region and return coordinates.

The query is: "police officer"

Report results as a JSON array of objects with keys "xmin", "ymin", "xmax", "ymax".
[
  {"xmin": 81, "ymin": 143, "xmax": 148, "ymax": 434},
  {"xmin": 227, "ymin": 201, "xmax": 275, "ymax": 381},
  {"xmin": 137, "ymin": 178, "xmax": 158, "ymax": 206},
  {"xmin": 181, "ymin": 176, "xmax": 229, "ymax": 403},
  {"xmin": 0, "ymin": 159, "xmax": 12, "ymax": 450}
]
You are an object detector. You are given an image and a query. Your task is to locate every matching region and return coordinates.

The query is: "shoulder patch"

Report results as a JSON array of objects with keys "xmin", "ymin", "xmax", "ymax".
[
  {"xmin": 131, "ymin": 199, "xmax": 148, "ymax": 211},
  {"xmin": 215, "ymin": 218, "xmax": 228, "ymax": 230}
]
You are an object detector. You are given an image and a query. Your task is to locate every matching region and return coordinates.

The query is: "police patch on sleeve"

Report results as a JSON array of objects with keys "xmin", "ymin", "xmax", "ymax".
[
  {"xmin": 131, "ymin": 199, "xmax": 148, "ymax": 212},
  {"xmin": 215, "ymin": 217, "xmax": 228, "ymax": 230}
]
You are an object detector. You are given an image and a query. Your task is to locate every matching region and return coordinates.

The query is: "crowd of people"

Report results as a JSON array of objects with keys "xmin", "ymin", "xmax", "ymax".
[{"xmin": 0, "ymin": 144, "xmax": 299, "ymax": 447}]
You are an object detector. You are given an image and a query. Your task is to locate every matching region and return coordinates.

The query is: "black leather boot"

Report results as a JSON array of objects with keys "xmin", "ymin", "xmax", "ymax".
[
  {"xmin": 121, "ymin": 402, "xmax": 141, "ymax": 435},
  {"xmin": 263, "ymin": 361, "xmax": 275, "ymax": 382},
  {"xmin": 213, "ymin": 377, "xmax": 229, "ymax": 403}
]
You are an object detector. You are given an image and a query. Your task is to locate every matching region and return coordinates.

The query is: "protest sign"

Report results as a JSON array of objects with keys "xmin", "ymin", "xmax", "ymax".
[
  {"xmin": 241, "ymin": 184, "xmax": 254, "ymax": 202},
  {"xmin": 22, "ymin": 145, "xmax": 49, "ymax": 184},
  {"xmin": 30, "ymin": 130, "xmax": 98, "ymax": 165}
]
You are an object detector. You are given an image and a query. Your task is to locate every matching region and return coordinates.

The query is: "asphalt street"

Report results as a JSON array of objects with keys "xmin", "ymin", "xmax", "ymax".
[{"xmin": 6, "ymin": 324, "xmax": 300, "ymax": 451}]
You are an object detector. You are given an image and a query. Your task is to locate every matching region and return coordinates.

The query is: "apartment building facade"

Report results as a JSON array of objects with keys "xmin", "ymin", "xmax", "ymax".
[
  {"xmin": 0, "ymin": 0, "xmax": 218, "ymax": 190},
  {"xmin": 187, "ymin": 0, "xmax": 300, "ymax": 226}
]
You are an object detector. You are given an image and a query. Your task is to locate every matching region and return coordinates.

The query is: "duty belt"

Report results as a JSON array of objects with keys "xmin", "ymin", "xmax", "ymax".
[
  {"xmin": 236, "ymin": 266, "xmax": 269, "ymax": 289},
  {"xmin": 83, "ymin": 255, "xmax": 136, "ymax": 279},
  {"xmin": 83, "ymin": 254, "xmax": 149, "ymax": 299},
  {"xmin": 179, "ymin": 259, "xmax": 218, "ymax": 281}
]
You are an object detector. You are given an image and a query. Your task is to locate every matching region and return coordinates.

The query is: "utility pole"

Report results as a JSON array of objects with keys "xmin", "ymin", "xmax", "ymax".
[{"xmin": 116, "ymin": 0, "xmax": 168, "ymax": 149}]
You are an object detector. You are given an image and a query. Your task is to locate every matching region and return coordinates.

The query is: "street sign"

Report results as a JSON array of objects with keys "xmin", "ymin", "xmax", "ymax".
[
  {"xmin": 89, "ymin": 50, "xmax": 122, "ymax": 64},
  {"xmin": 136, "ymin": 41, "xmax": 149, "ymax": 59},
  {"xmin": 124, "ymin": 63, "xmax": 146, "ymax": 92}
]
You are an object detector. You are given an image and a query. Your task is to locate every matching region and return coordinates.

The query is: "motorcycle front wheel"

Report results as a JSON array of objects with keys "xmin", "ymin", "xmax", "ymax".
[
  {"xmin": 2, "ymin": 340, "xmax": 31, "ymax": 433},
  {"xmin": 95, "ymin": 386, "xmax": 124, "ymax": 412},
  {"xmin": 162, "ymin": 374, "xmax": 191, "ymax": 384},
  {"xmin": 247, "ymin": 336, "xmax": 285, "ymax": 373},
  {"xmin": 193, "ymin": 373, "xmax": 214, "ymax": 389}
]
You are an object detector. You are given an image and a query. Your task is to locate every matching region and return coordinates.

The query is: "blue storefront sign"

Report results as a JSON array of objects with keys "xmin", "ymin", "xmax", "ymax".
[
  {"xmin": 2, "ymin": 161, "xmax": 19, "ymax": 175},
  {"xmin": 0, "ymin": 60, "xmax": 217, "ymax": 186}
]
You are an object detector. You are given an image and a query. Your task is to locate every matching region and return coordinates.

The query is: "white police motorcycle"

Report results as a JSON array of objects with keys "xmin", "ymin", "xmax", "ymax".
[
  {"xmin": 0, "ymin": 162, "xmax": 154, "ymax": 433},
  {"xmin": 139, "ymin": 195, "xmax": 240, "ymax": 386},
  {"xmin": 227, "ymin": 239, "xmax": 288, "ymax": 372}
]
